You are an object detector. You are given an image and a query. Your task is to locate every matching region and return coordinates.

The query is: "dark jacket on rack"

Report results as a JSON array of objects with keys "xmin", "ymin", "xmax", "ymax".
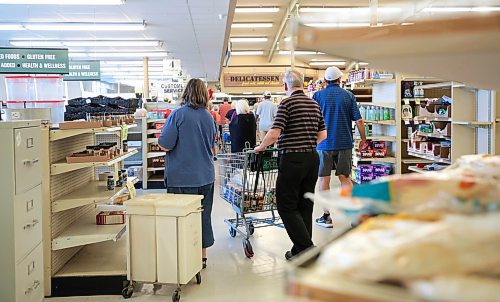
[{"xmin": 229, "ymin": 113, "xmax": 256, "ymax": 153}]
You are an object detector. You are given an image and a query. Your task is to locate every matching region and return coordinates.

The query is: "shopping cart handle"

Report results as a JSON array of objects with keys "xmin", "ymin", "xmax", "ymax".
[{"xmin": 246, "ymin": 147, "xmax": 278, "ymax": 154}]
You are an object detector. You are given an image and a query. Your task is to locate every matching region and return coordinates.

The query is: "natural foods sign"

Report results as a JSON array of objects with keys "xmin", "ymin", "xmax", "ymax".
[
  {"xmin": 64, "ymin": 61, "xmax": 100, "ymax": 81},
  {"xmin": 0, "ymin": 47, "xmax": 69, "ymax": 74},
  {"xmin": 223, "ymin": 73, "xmax": 284, "ymax": 87}
]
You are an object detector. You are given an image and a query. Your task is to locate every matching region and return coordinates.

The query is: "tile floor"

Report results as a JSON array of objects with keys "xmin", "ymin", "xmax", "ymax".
[{"xmin": 47, "ymin": 174, "xmax": 342, "ymax": 302}]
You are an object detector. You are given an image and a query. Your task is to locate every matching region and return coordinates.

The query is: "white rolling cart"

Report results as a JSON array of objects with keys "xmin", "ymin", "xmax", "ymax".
[{"xmin": 123, "ymin": 194, "xmax": 203, "ymax": 302}]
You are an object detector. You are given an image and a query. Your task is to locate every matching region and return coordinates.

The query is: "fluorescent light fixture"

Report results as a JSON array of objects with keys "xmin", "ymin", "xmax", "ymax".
[
  {"xmin": 242, "ymin": 92, "xmax": 253, "ymax": 95},
  {"xmin": 283, "ymin": 37, "xmax": 292, "ymax": 42},
  {"xmin": 10, "ymin": 39, "xmax": 160, "ymax": 47},
  {"xmin": 232, "ymin": 23, "xmax": 273, "ymax": 28},
  {"xmin": 0, "ymin": 0, "xmax": 124, "ymax": 4},
  {"xmin": 25, "ymin": 21, "xmax": 145, "ymax": 31},
  {"xmin": 359, "ymin": 62, "xmax": 369, "ymax": 65},
  {"xmin": 230, "ymin": 37, "xmax": 268, "ymax": 43},
  {"xmin": 101, "ymin": 67, "xmax": 164, "ymax": 72},
  {"xmin": 231, "ymin": 51, "xmax": 264, "ymax": 56},
  {"xmin": 309, "ymin": 61, "xmax": 346, "ymax": 66},
  {"xmin": 304, "ymin": 22, "xmax": 382, "ymax": 28},
  {"xmin": 70, "ymin": 51, "xmax": 167, "ymax": 58},
  {"xmin": 235, "ymin": 7, "xmax": 279, "ymax": 13},
  {"xmin": 401, "ymin": 22, "xmax": 415, "ymax": 26},
  {"xmin": 101, "ymin": 60, "xmax": 164, "ymax": 66},
  {"xmin": 0, "ymin": 24, "xmax": 25, "ymax": 30},
  {"xmin": 300, "ymin": 7, "xmax": 401, "ymax": 13},
  {"xmin": 422, "ymin": 6, "xmax": 500, "ymax": 12},
  {"xmin": 278, "ymin": 50, "xmax": 325, "ymax": 55}
]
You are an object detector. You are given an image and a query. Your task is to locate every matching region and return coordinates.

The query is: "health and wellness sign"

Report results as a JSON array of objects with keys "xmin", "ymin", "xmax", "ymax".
[
  {"xmin": 0, "ymin": 47, "xmax": 69, "ymax": 74},
  {"xmin": 64, "ymin": 61, "xmax": 100, "ymax": 81},
  {"xmin": 223, "ymin": 73, "xmax": 283, "ymax": 87}
]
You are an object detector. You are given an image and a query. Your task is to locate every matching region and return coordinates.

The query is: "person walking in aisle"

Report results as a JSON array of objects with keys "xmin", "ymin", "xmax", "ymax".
[
  {"xmin": 158, "ymin": 78, "xmax": 216, "ymax": 269},
  {"xmin": 229, "ymin": 99, "xmax": 256, "ymax": 152},
  {"xmin": 256, "ymin": 91, "xmax": 278, "ymax": 142},
  {"xmin": 209, "ymin": 102, "xmax": 220, "ymax": 161},
  {"xmin": 313, "ymin": 66, "xmax": 367, "ymax": 228},
  {"xmin": 255, "ymin": 69, "xmax": 327, "ymax": 260}
]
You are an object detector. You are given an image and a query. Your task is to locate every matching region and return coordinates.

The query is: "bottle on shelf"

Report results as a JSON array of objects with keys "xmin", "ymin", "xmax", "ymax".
[
  {"xmin": 359, "ymin": 105, "xmax": 366, "ymax": 120},
  {"xmin": 378, "ymin": 106, "xmax": 384, "ymax": 121},
  {"xmin": 383, "ymin": 107, "xmax": 390, "ymax": 120},
  {"xmin": 373, "ymin": 106, "xmax": 380, "ymax": 121}
]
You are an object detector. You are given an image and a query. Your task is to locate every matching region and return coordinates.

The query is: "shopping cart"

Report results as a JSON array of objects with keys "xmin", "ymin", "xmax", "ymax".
[
  {"xmin": 219, "ymin": 125, "xmax": 231, "ymax": 154},
  {"xmin": 217, "ymin": 149, "xmax": 282, "ymax": 258}
]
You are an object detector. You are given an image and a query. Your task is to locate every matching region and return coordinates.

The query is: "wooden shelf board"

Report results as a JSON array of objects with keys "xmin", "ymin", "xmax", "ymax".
[
  {"xmin": 347, "ymin": 78, "xmax": 395, "ymax": 86},
  {"xmin": 363, "ymin": 120, "xmax": 396, "ymax": 125},
  {"xmin": 297, "ymin": 15, "xmax": 500, "ymax": 90},
  {"xmin": 147, "ymin": 167, "xmax": 165, "ymax": 172},
  {"xmin": 402, "ymin": 158, "xmax": 434, "ymax": 164},
  {"xmin": 353, "ymin": 157, "xmax": 396, "ymax": 164},
  {"xmin": 52, "ymin": 214, "xmax": 126, "ymax": 251},
  {"xmin": 408, "ymin": 151, "xmax": 451, "ymax": 164},
  {"xmin": 416, "ymin": 132, "xmax": 451, "ymax": 140},
  {"xmin": 453, "ymin": 121, "xmax": 493, "ymax": 127},
  {"xmin": 146, "ymin": 129, "xmax": 162, "ymax": 134},
  {"xmin": 51, "ymin": 148, "xmax": 138, "ymax": 175},
  {"xmin": 413, "ymin": 116, "xmax": 452, "ymax": 122},
  {"xmin": 354, "ymin": 135, "xmax": 396, "ymax": 142},
  {"xmin": 54, "ymin": 238, "xmax": 127, "ymax": 277},
  {"xmin": 147, "ymin": 151, "xmax": 166, "ymax": 158},
  {"xmin": 148, "ymin": 175, "xmax": 165, "ymax": 182},
  {"xmin": 354, "ymin": 95, "xmax": 372, "ymax": 98},
  {"xmin": 408, "ymin": 166, "xmax": 428, "ymax": 174},
  {"xmin": 50, "ymin": 124, "xmax": 137, "ymax": 141},
  {"xmin": 147, "ymin": 118, "xmax": 166, "ymax": 123},
  {"xmin": 147, "ymin": 137, "xmax": 159, "ymax": 144},
  {"xmin": 413, "ymin": 81, "xmax": 459, "ymax": 89},
  {"xmin": 52, "ymin": 177, "xmax": 138, "ymax": 213}
]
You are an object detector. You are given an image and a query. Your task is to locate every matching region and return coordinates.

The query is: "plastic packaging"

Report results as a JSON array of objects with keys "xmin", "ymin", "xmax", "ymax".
[{"xmin": 359, "ymin": 106, "xmax": 366, "ymax": 120}]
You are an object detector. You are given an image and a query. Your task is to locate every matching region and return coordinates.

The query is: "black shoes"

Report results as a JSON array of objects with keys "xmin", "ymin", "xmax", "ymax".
[
  {"xmin": 202, "ymin": 257, "xmax": 207, "ymax": 269},
  {"xmin": 285, "ymin": 251, "xmax": 293, "ymax": 261}
]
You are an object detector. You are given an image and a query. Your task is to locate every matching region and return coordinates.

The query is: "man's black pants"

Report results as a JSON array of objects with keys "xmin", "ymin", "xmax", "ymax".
[{"xmin": 276, "ymin": 151, "xmax": 319, "ymax": 256}]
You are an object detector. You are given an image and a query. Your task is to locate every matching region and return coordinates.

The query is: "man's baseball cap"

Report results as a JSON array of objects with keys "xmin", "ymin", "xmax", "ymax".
[
  {"xmin": 324, "ymin": 66, "xmax": 343, "ymax": 81},
  {"xmin": 263, "ymin": 91, "xmax": 272, "ymax": 97}
]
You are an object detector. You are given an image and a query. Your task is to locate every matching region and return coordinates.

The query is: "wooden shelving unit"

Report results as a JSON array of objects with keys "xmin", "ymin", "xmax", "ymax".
[
  {"xmin": 407, "ymin": 166, "xmax": 427, "ymax": 174},
  {"xmin": 42, "ymin": 124, "xmax": 135, "ymax": 296},
  {"xmin": 139, "ymin": 117, "xmax": 168, "ymax": 189}
]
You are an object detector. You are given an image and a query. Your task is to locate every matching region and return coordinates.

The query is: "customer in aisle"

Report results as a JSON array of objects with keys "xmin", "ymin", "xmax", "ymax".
[
  {"xmin": 158, "ymin": 78, "xmax": 217, "ymax": 269},
  {"xmin": 313, "ymin": 66, "xmax": 367, "ymax": 228},
  {"xmin": 218, "ymin": 97, "xmax": 231, "ymax": 139},
  {"xmin": 255, "ymin": 69, "xmax": 327, "ymax": 260},
  {"xmin": 229, "ymin": 99, "xmax": 256, "ymax": 152},
  {"xmin": 209, "ymin": 102, "xmax": 220, "ymax": 161},
  {"xmin": 226, "ymin": 101, "xmax": 237, "ymax": 122},
  {"xmin": 256, "ymin": 91, "xmax": 278, "ymax": 142}
]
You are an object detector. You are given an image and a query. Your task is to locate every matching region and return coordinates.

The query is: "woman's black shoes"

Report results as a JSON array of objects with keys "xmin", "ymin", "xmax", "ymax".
[{"xmin": 202, "ymin": 258, "xmax": 207, "ymax": 269}]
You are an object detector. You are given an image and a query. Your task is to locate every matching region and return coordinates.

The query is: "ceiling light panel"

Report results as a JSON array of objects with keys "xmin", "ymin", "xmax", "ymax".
[
  {"xmin": 0, "ymin": 0, "xmax": 124, "ymax": 4},
  {"xmin": 10, "ymin": 40, "xmax": 160, "ymax": 47},
  {"xmin": 230, "ymin": 37, "xmax": 268, "ymax": 43},
  {"xmin": 69, "ymin": 51, "xmax": 167, "ymax": 58},
  {"xmin": 231, "ymin": 51, "xmax": 264, "ymax": 56},
  {"xmin": 422, "ymin": 6, "xmax": 500, "ymax": 12},
  {"xmin": 0, "ymin": 24, "xmax": 25, "ymax": 30},
  {"xmin": 24, "ymin": 21, "xmax": 145, "ymax": 31},
  {"xmin": 235, "ymin": 7, "xmax": 279, "ymax": 13},
  {"xmin": 101, "ymin": 60, "xmax": 165, "ymax": 66},
  {"xmin": 231, "ymin": 23, "xmax": 273, "ymax": 28},
  {"xmin": 278, "ymin": 51, "xmax": 325, "ymax": 55},
  {"xmin": 300, "ymin": 7, "xmax": 401, "ymax": 13},
  {"xmin": 304, "ymin": 22, "xmax": 382, "ymax": 28},
  {"xmin": 309, "ymin": 61, "xmax": 346, "ymax": 66}
]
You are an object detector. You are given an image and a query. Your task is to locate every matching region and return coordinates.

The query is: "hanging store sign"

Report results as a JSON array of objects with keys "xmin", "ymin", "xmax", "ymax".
[
  {"xmin": 0, "ymin": 47, "xmax": 69, "ymax": 74},
  {"xmin": 64, "ymin": 60, "xmax": 100, "ymax": 81},
  {"xmin": 223, "ymin": 73, "xmax": 284, "ymax": 87},
  {"xmin": 159, "ymin": 82, "xmax": 185, "ymax": 94}
]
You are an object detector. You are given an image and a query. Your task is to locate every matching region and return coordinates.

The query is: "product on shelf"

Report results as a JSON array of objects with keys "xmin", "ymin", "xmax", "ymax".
[
  {"xmin": 65, "ymin": 95, "xmax": 139, "ymax": 121},
  {"xmin": 66, "ymin": 142, "xmax": 122, "ymax": 163},
  {"xmin": 96, "ymin": 211, "xmax": 126, "ymax": 225}
]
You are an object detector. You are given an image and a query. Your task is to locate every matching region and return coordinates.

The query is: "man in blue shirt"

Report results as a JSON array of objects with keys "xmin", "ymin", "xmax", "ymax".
[{"xmin": 313, "ymin": 66, "xmax": 367, "ymax": 228}]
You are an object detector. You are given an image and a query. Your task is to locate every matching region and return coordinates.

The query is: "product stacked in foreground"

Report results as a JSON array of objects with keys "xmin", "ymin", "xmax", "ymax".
[{"xmin": 312, "ymin": 155, "xmax": 500, "ymax": 302}]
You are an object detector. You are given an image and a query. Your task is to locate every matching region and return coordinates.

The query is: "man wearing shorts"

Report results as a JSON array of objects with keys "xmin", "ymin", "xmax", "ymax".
[{"xmin": 313, "ymin": 66, "xmax": 367, "ymax": 228}]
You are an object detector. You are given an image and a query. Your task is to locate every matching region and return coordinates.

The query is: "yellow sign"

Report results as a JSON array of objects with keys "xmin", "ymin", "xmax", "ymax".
[{"xmin": 126, "ymin": 180, "xmax": 137, "ymax": 199}]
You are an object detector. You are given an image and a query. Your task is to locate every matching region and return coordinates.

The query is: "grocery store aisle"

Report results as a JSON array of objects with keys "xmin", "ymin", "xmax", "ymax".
[{"xmin": 47, "ymin": 168, "xmax": 341, "ymax": 302}]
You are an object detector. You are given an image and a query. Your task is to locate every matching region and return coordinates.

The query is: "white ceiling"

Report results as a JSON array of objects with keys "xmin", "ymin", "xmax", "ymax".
[{"xmin": 0, "ymin": 0, "xmax": 232, "ymax": 81}]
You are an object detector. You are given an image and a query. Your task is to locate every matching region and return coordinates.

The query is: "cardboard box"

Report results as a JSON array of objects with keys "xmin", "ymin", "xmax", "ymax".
[
  {"xmin": 372, "ymin": 141, "xmax": 386, "ymax": 150},
  {"xmin": 59, "ymin": 121, "xmax": 102, "ymax": 130},
  {"xmin": 66, "ymin": 154, "xmax": 109, "ymax": 163},
  {"xmin": 358, "ymin": 165, "xmax": 374, "ymax": 174},
  {"xmin": 374, "ymin": 149, "xmax": 387, "ymax": 158},
  {"xmin": 357, "ymin": 150, "xmax": 374, "ymax": 159}
]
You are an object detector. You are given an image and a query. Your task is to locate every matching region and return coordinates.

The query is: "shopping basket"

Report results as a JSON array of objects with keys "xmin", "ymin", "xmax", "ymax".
[{"xmin": 217, "ymin": 148, "xmax": 282, "ymax": 258}]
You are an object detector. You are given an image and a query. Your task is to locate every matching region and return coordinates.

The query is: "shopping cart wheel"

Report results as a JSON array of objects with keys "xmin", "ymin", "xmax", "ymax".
[
  {"xmin": 196, "ymin": 272, "xmax": 202, "ymax": 284},
  {"xmin": 229, "ymin": 227, "xmax": 237, "ymax": 238},
  {"xmin": 242, "ymin": 239, "xmax": 254, "ymax": 258},
  {"xmin": 121, "ymin": 284, "xmax": 134, "ymax": 299},
  {"xmin": 248, "ymin": 223, "xmax": 255, "ymax": 235},
  {"xmin": 172, "ymin": 290, "xmax": 181, "ymax": 302}
]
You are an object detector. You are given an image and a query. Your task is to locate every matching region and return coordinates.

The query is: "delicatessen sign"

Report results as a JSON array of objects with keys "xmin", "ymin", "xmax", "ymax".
[{"xmin": 223, "ymin": 73, "xmax": 283, "ymax": 87}]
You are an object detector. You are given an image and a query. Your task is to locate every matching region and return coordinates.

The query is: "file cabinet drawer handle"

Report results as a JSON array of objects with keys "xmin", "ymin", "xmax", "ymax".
[
  {"xmin": 24, "ymin": 219, "xmax": 39, "ymax": 230},
  {"xmin": 24, "ymin": 280, "xmax": 40, "ymax": 295},
  {"xmin": 23, "ymin": 158, "xmax": 39, "ymax": 166},
  {"xmin": 26, "ymin": 199, "xmax": 34, "ymax": 212}
]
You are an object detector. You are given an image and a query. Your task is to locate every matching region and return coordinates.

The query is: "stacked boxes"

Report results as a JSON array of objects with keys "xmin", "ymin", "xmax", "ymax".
[
  {"xmin": 352, "ymin": 164, "xmax": 391, "ymax": 184},
  {"xmin": 355, "ymin": 141, "xmax": 387, "ymax": 159}
]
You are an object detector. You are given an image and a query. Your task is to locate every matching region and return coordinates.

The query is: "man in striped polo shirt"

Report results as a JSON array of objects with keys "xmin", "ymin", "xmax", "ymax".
[
  {"xmin": 255, "ymin": 69, "xmax": 327, "ymax": 260},
  {"xmin": 313, "ymin": 66, "xmax": 367, "ymax": 228}
]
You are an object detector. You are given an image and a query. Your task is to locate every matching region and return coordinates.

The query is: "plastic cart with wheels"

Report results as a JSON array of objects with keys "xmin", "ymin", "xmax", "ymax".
[{"xmin": 123, "ymin": 194, "xmax": 204, "ymax": 301}]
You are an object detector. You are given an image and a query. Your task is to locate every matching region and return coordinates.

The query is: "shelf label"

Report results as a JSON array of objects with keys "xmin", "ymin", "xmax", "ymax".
[
  {"xmin": 126, "ymin": 181, "xmax": 137, "ymax": 199},
  {"xmin": 0, "ymin": 47, "xmax": 69, "ymax": 74},
  {"xmin": 64, "ymin": 60, "xmax": 100, "ymax": 81}
]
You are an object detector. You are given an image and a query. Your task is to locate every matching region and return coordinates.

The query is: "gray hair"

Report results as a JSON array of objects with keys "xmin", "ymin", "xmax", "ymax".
[
  {"xmin": 235, "ymin": 99, "xmax": 250, "ymax": 115},
  {"xmin": 284, "ymin": 68, "xmax": 304, "ymax": 88}
]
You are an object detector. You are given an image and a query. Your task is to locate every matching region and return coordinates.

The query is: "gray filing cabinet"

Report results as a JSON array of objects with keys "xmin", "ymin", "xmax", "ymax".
[{"xmin": 0, "ymin": 120, "xmax": 44, "ymax": 302}]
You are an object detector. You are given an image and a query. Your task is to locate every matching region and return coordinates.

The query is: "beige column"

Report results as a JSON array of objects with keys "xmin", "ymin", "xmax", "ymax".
[{"xmin": 143, "ymin": 57, "xmax": 149, "ymax": 99}]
